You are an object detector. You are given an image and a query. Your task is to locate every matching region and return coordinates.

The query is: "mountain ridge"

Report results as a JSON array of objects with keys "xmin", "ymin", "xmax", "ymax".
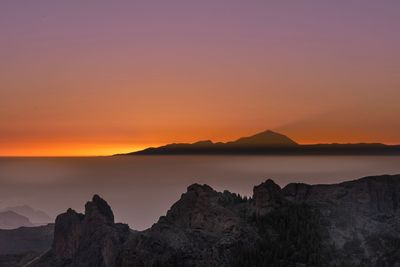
[
  {"xmin": 117, "ymin": 130, "xmax": 400, "ymax": 155},
  {"xmin": 0, "ymin": 210, "xmax": 34, "ymax": 230},
  {"xmin": 27, "ymin": 174, "xmax": 400, "ymax": 267},
  {"xmin": 2, "ymin": 205, "xmax": 52, "ymax": 225}
]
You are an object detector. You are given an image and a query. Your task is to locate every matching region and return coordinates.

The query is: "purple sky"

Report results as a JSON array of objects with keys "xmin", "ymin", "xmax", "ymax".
[{"xmin": 1, "ymin": 1, "xmax": 400, "ymax": 155}]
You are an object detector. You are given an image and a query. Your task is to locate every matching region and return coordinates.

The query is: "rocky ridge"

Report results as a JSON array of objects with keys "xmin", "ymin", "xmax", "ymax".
[{"xmin": 29, "ymin": 174, "xmax": 400, "ymax": 267}]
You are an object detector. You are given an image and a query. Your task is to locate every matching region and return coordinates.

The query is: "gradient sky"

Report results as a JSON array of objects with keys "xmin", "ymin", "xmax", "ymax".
[{"xmin": 1, "ymin": 1, "xmax": 399, "ymax": 156}]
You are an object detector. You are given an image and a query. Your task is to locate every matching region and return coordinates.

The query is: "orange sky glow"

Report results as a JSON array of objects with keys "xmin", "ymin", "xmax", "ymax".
[{"xmin": 1, "ymin": 1, "xmax": 400, "ymax": 156}]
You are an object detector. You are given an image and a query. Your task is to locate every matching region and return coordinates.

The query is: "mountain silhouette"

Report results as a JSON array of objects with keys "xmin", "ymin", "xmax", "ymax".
[
  {"xmin": 119, "ymin": 130, "xmax": 400, "ymax": 155},
  {"xmin": 2, "ymin": 205, "xmax": 52, "ymax": 225},
  {"xmin": 227, "ymin": 130, "xmax": 298, "ymax": 146},
  {"xmin": 0, "ymin": 210, "xmax": 34, "ymax": 230}
]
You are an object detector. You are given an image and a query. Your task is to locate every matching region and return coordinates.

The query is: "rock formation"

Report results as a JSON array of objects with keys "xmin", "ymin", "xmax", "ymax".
[
  {"xmin": 26, "ymin": 174, "xmax": 400, "ymax": 267},
  {"xmin": 253, "ymin": 179, "xmax": 285, "ymax": 215},
  {"xmin": 32, "ymin": 195, "xmax": 130, "ymax": 267}
]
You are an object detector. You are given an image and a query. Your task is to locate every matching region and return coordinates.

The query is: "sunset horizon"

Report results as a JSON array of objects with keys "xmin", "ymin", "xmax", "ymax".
[
  {"xmin": 1, "ymin": 2, "xmax": 400, "ymax": 266},
  {"xmin": 2, "ymin": 1, "xmax": 400, "ymax": 157},
  {"xmin": 2, "ymin": 127, "xmax": 400, "ymax": 157}
]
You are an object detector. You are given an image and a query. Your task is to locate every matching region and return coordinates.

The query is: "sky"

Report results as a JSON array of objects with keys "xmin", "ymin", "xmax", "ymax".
[{"xmin": 1, "ymin": 0, "xmax": 399, "ymax": 156}]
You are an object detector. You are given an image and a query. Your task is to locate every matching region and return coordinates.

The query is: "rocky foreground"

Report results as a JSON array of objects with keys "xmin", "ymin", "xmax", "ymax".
[{"xmin": 25, "ymin": 174, "xmax": 400, "ymax": 267}]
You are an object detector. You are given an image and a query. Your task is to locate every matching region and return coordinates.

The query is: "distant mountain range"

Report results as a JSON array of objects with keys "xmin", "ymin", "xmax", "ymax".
[
  {"xmin": 0, "ymin": 211, "xmax": 34, "ymax": 230},
  {"xmin": 3, "ymin": 205, "xmax": 53, "ymax": 225},
  {"xmin": 0, "ymin": 205, "xmax": 52, "ymax": 230},
  {"xmin": 118, "ymin": 130, "xmax": 400, "ymax": 155}
]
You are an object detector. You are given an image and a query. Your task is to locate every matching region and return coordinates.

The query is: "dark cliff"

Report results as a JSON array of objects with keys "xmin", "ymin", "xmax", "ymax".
[{"xmin": 29, "ymin": 174, "xmax": 400, "ymax": 267}]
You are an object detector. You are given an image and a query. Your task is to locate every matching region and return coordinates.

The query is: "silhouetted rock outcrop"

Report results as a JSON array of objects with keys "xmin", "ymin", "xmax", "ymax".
[
  {"xmin": 52, "ymin": 208, "xmax": 84, "ymax": 260},
  {"xmin": 32, "ymin": 195, "xmax": 130, "ymax": 267},
  {"xmin": 27, "ymin": 174, "xmax": 400, "ymax": 267},
  {"xmin": 253, "ymin": 179, "xmax": 285, "ymax": 215},
  {"xmin": 119, "ymin": 184, "xmax": 257, "ymax": 267}
]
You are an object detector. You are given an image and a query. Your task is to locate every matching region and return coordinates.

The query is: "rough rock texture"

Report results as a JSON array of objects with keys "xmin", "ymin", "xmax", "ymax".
[
  {"xmin": 28, "ymin": 174, "xmax": 400, "ymax": 267},
  {"xmin": 119, "ymin": 184, "xmax": 256, "ymax": 267},
  {"xmin": 253, "ymin": 179, "xmax": 285, "ymax": 215},
  {"xmin": 283, "ymin": 175, "xmax": 400, "ymax": 266},
  {"xmin": 31, "ymin": 195, "xmax": 130, "ymax": 267},
  {"xmin": 52, "ymin": 208, "xmax": 83, "ymax": 259}
]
